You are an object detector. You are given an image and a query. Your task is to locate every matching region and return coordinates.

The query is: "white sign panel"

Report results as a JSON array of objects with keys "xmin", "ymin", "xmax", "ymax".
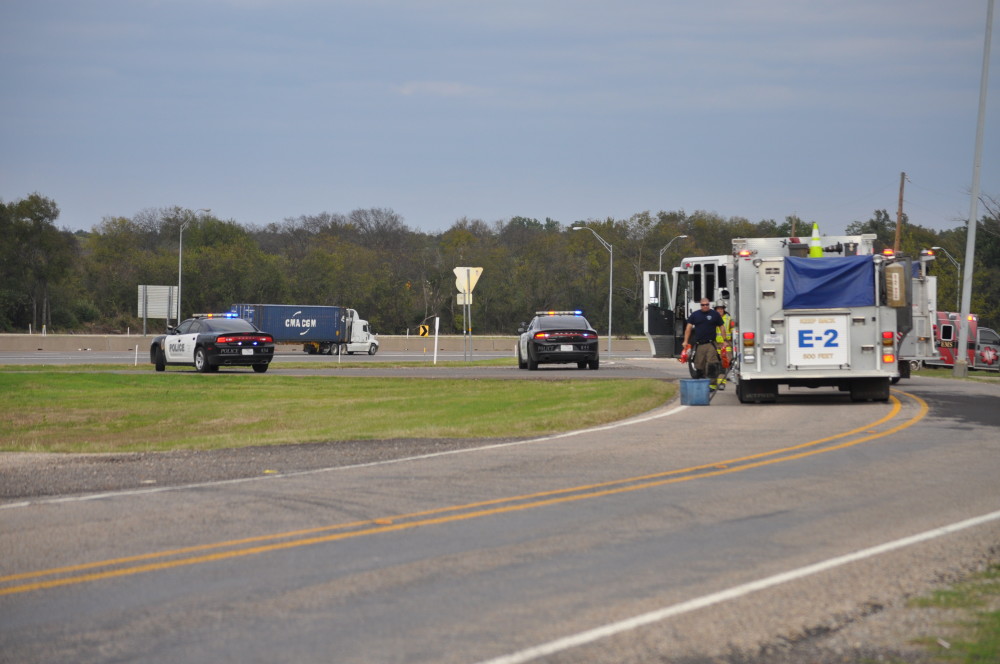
[
  {"xmin": 137, "ymin": 285, "xmax": 178, "ymax": 320},
  {"xmin": 453, "ymin": 267, "xmax": 483, "ymax": 294},
  {"xmin": 787, "ymin": 314, "xmax": 849, "ymax": 366}
]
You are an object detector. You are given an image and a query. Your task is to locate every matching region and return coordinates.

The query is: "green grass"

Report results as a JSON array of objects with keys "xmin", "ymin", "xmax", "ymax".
[
  {"xmin": 913, "ymin": 365, "xmax": 1000, "ymax": 382},
  {"xmin": 909, "ymin": 564, "xmax": 1000, "ymax": 662},
  {"xmin": 0, "ymin": 357, "xmax": 519, "ymax": 372},
  {"xmin": 0, "ymin": 372, "xmax": 674, "ymax": 453}
]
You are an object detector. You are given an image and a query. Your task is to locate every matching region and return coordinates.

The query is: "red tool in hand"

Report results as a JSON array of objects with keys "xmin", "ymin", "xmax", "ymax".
[{"xmin": 678, "ymin": 344, "xmax": 691, "ymax": 364}]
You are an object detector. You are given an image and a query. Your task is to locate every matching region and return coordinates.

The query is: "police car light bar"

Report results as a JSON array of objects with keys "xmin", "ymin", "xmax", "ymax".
[
  {"xmin": 535, "ymin": 310, "xmax": 584, "ymax": 316},
  {"xmin": 193, "ymin": 312, "xmax": 239, "ymax": 318}
]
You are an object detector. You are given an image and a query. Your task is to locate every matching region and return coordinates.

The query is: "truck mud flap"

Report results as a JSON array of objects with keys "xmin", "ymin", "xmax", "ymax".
[
  {"xmin": 849, "ymin": 378, "xmax": 891, "ymax": 402},
  {"xmin": 736, "ymin": 379, "xmax": 778, "ymax": 404}
]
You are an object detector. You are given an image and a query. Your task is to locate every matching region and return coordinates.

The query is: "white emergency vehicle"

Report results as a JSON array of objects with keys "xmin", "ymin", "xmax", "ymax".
[
  {"xmin": 891, "ymin": 249, "xmax": 939, "ymax": 379},
  {"xmin": 730, "ymin": 232, "xmax": 903, "ymax": 402}
]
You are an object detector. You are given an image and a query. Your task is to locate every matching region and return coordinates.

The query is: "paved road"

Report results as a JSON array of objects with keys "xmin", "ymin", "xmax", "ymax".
[
  {"xmin": 0, "ymin": 347, "xmax": 518, "ymax": 365},
  {"xmin": 0, "ymin": 348, "xmax": 667, "ymax": 380},
  {"xmin": 1, "ymin": 361, "xmax": 999, "ymax": 663}
]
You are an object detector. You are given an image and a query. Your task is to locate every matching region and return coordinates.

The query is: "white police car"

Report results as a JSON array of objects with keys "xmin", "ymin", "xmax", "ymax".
[{"xmin": 150, "ymin": 313, "xmax": 275, "ymax": 373}]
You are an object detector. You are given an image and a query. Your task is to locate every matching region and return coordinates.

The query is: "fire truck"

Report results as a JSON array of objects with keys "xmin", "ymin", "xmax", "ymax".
[
  {"xmin": 641, "ymin": 254, "xmax": 731, "ymax": 359},
  {"xmin": 729, "ymin": 232, "xmax": 906, "ymax": 403},
  {"xmin": 643, "ymin": 228, "xmax": 906, "ymax": 402},
  {"xmin": 926, "ymin": 312, "xmax": 1000, "ymax": 371},
  {"xmin": 890, "ymin": 249, "xmax": 939, "ymax": 380}
]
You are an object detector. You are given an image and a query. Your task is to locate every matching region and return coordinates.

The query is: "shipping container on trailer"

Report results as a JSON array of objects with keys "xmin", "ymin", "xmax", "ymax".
[{"xmin": 230, "ymin": 304, "xmax": 378, "ymax": 355}]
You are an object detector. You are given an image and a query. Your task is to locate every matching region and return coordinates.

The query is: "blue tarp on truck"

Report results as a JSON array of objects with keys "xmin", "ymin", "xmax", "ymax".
[
  {"xmin": 783, "ymin": 256, "xmax": 876, "ymax": 309},
  {"xmin": 230, "ymin": 304, "xmax": 348, "ymax": 344}
]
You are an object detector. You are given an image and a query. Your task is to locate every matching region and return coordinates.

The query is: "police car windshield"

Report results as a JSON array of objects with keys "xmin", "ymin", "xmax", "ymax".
[
  {"xmin": 202, "ymin": 318, "xmax": 258, "ymax": 333},
  {"xmin": 537, "ymin": 315, "xmax": 591, "ymax": 330}
]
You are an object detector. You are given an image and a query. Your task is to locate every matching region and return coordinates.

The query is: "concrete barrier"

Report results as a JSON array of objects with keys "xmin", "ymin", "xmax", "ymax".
[{"xmin": 0, "ymin": 334, "xmax": 653, "ymax": 354}]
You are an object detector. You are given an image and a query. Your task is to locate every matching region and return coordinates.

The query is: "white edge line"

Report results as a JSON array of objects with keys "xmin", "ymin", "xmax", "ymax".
[
  {"xmin": 471, "ymin": 509, "xmax": 1000, "ymax": 664},
  {"xmin": 1, "ymin": 404, "xmax": 689, "ymax": 509}
]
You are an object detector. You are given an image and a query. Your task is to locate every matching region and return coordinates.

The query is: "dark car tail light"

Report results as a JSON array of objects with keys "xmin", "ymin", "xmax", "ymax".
[
  {"xmin": 534, "ymin": 331, "xmax": 596, "ymax": 340},
  {"xmin": 216, "ymin": 334, "xmax": 273, "ymax": 344}
]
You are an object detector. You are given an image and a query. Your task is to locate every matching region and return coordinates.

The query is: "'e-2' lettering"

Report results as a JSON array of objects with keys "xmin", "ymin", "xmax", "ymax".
[{"xmin": 798, "ymin": 329, "xmax": 839, "ymax": 348}]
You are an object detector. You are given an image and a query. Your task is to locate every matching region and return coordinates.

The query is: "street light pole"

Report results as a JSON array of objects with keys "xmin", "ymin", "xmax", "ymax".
[
  {"xmin": 178, "ymin": 208, "xmax": 210, "ymax": 324},
  {"xmin": 658, "ymin": 234, "xmax": 689, "ymax": 273},
  {"xmin": 932, "ymin": 246, "xmax": 961, "ymax": 311},
  {"xmin": 573, "ymin": 226, "xmax": 613, "ymax": 355}
]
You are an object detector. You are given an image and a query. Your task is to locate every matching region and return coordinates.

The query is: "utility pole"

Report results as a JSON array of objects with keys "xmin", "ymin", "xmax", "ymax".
[
  {"xmin": 893, "ymin": 171, "xmax": 906, "ymax": 253},
  {"xmin": 955, "ymin": 0, "xmax": 994, "ymax": 378}
]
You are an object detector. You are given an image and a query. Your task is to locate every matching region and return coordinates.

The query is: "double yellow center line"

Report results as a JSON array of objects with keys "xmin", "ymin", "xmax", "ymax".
[{"xmin": 1, "ymin": 390, "xmax": 927, "ymax": 597}]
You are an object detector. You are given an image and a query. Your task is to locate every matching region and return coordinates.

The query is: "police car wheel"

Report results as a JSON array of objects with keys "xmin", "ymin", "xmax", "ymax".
[
  {"xmin": 154, "ymin": 347, "xmax": 166, "ymax": 372},
  {"xmin": 194, "ymin": 348, "xmax": 211, "ymax": 373}
]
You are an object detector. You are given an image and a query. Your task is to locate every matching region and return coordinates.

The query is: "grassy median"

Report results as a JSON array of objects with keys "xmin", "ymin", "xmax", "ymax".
[{"xmin": 0, "ymin": 372, "xmax": 674, "ymax": 453}]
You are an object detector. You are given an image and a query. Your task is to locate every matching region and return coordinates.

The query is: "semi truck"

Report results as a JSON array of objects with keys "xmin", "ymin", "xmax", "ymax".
[{"xmin": 229, "ymin": 304, "xmax": 379, "ymax": 356}]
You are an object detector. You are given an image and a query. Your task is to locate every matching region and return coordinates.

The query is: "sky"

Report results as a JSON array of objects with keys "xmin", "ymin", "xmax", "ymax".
[{"xmin": 2, "ymin": 0, "xmax": 998, "ymax": 237}]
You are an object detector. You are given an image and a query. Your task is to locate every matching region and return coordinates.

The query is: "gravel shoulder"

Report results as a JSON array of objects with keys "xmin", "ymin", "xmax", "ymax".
[{"xmin": 0, "ymin": 438, "xmax": 524, "ymax": 502}]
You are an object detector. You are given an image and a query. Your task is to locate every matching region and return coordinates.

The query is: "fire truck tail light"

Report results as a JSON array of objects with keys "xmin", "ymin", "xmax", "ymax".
[
  {"xmin": 742, "ymin": 331, "xmax": 756, "ymax": 347},
  {"xmin": 883, "ymin": 353, "xmax": 896, "ymax": 364},
  {"xmin": 881, "ymin": 331, "xmax": 895, "ymax": 346}
]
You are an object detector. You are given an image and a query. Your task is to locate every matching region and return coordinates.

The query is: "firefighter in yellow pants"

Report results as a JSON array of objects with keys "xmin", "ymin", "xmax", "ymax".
[{"xmin": 714, "ymin": 305, "xmax": 734, "ymax": 391}]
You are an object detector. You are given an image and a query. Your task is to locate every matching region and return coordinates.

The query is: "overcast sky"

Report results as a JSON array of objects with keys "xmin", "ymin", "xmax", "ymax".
[{"xmin": 2, "ymin": 0, "xmax": 997, "ymax": 236}]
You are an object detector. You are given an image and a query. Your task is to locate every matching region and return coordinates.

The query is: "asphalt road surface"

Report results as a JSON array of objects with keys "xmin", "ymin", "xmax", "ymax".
[{"xmin": 1, "ymin": 358, "xmax": 999, "ymax": 663}]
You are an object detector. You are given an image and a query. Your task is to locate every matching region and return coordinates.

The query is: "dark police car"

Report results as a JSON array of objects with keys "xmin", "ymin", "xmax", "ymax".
[
  {"xmin": 150, "ymin": 313, "xmax": 275, "ymax": 373},
  {"xmin": 517, "ymin": 310, "xmax": 600, "ymax": 370}
]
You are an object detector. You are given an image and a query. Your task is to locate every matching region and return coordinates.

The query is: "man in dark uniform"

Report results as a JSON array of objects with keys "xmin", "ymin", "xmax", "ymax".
[{"xmin": 682, "ymin": 299, "xmax": 725, "ymax": 390}]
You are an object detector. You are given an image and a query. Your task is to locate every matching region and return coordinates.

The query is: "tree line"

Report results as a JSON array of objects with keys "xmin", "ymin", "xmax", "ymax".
[{"xmin": 2, "ymin": 192, "xmax": 998, "ymax": 336}]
